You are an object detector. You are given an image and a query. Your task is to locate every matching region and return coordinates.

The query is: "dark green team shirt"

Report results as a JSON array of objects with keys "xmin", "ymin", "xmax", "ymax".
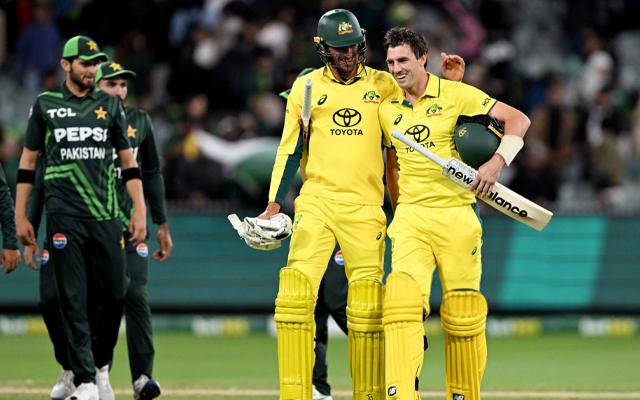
[
  {"xmin": 27, "ymin": 107, "xmax": 168, "ymax": 233},
  {"xmin": 115, "ymin": 106, "xmax": 167, "ymax": 227},
  {"xmin": 24, "ymin": 82, "xmax": 131, "ymax": 220},
  {"xmin": 0, "ymin": 164, "xmax": 18, "ymax": 249}
]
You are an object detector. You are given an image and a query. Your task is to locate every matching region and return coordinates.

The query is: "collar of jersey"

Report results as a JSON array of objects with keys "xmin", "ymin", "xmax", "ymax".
[
  {"xmin": 60, "ymin": 81, "xmax": 98, "ymax": 100},
  {"xmin": 322, "ymin": 65, "xmax": 366, "ymax": 85},
  {"xmin": 392, "ymin": 73, "xmax": 441, "ymax": 107}
]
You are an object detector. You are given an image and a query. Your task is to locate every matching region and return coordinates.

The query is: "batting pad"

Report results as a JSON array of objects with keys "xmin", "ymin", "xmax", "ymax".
[
  {"xmin": 382, "ymin": 272, "xmax": 425, "ymax": 400},
  {"xmin": 440, "ymin": 290, "xmax": 488, "ymax": 400},
  {"xmin": 347, "ymin": 279, "xmax": 385, "ymax": 400},
  {"xmin": 274, "ymin": 268, "xmax": 316, "ymax": 400}
]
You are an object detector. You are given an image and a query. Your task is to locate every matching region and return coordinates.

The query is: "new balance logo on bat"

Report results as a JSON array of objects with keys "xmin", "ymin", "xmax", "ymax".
[
  {"xmin": 446, "ymin": 165, "xmax": 474, "ymax": 186},
  {"xmin": 445, "ymin": 163, "xmax": 529, "ymax": 218}
]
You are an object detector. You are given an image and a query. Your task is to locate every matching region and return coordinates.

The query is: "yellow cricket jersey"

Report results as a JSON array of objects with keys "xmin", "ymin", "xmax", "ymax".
[
  {"xmin": 379, "ymin": 74, "xmax": 497, "ymax": 207},
  {"xmin": 269, "ymin": 66, "xmax": 397, "ymax": 205}
]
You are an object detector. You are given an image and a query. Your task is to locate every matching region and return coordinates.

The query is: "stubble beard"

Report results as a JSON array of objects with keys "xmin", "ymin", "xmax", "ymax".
[{"xmin": 69, "ymin": 67, "xmax": 94, "ymax": 91}]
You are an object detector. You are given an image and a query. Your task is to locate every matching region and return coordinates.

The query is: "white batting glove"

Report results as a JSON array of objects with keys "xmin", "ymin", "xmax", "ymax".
[{"xmin": 227, "ymin": 213, "xmax": 292, "ymax": 251}]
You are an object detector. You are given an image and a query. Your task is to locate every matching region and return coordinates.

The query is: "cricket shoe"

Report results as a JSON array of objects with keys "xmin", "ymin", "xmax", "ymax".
[
  {"xmin": 65, "ymin": 382, "xmax": 98, "ymax": 400},
  {"xmin": 95, "ymin": 365, "xmax": 115, "ymax": 400},
  {"xmin": 133, "ymin": 374, "xmax": 161, "ymax": 400},
  {"xmin": 312, "ymin": 385, "xmax": 333, "ymax": 400},
  {"xmin": 51, "ymin": 370, "xmax": 75, "ymax": 400}
]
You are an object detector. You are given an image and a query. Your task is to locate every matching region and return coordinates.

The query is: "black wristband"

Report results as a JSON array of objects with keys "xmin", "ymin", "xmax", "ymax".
[
  {"xmin": 17, "ymin": 169, "xmax": 36, "ymax": 184},
  {"xmin": 121, "ymin": 167, "xmax": 142, "ymax": 183}
]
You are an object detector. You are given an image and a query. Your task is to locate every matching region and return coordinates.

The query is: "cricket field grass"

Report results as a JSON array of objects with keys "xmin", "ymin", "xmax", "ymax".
[{"xmin": 0, "ymin": 331, "xmax": 638, "ymax": 399}]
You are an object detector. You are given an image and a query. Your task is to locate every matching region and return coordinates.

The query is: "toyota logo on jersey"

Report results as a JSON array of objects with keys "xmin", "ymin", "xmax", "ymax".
[
  {"xmin": 404, "ymin": 124, "xmax": 430, "ymax": 143},
  {"xmin": 333, "ymin": 108, "xmax": 362, "ymax": 127}
]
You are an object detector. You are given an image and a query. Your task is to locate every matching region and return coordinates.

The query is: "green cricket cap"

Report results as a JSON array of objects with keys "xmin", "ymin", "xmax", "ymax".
[
  {"xmin": 62, "ymin": 35, "xmax": 108, "ymax": 61},
  {"xmin": 96, "ymin": 61, "xmax": 136, "ymax": 83}
]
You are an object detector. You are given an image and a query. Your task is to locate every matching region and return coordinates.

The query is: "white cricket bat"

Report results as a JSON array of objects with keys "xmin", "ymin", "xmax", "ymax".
[
  {"xmin": 392, "ymin": 131, "xmax": 553, "ymax": 231},
  {"xmin": 301, "ymin": 79, "xmax": 313, "ymax": 133}
]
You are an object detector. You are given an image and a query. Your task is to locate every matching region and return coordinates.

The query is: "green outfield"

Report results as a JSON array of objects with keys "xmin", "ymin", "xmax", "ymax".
[{"xmin": 0, "ymin": 331, "xmax": 639, "ymax": 399}]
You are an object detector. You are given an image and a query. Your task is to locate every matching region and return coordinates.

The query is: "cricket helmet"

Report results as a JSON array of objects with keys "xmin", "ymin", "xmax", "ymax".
[
  {"xmin": 454, "ymin": 115, "xmax": 504, "ymax": 169},
  {"xmin": 314, "ymin": 9, "xmax": 366, "ymax": 66}
]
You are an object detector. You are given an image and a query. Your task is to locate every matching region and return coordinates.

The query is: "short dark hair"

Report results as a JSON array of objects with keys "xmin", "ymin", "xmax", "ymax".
[{"xmin": 383, "ymin": 27, "xmax": 429, "ymax": 59}]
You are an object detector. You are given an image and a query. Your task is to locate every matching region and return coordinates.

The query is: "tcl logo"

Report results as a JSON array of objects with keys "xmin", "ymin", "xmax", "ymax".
[{"xmin": 47, "ymin": 108, "xmax": 77, "ymax": 118}]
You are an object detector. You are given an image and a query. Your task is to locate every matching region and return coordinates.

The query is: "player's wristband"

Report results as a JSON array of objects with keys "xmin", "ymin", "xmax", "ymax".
[
  {"xmin": 495, "ymin": 135, "xmax": 524, "ymax": 166},
  {"xmin": 17, "ymin": 169, "xmax": 36, "ymax": 184},
  {"xmin": 121, "ymin": 167, "xmax": 142, "ymax": 183}
]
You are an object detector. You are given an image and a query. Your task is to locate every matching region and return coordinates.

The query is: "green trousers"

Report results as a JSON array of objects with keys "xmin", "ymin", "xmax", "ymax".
[
  {"xmin": 46, "ymin": 214, "xmax": 127, "ymax": 385},
  {"xmin": 40, "ymin": 238, "xmax": 156, "ymax": 383}
]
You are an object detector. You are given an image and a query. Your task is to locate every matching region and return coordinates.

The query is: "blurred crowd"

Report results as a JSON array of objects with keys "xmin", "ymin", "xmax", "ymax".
[{"xmin": 1, "ymin": 0, "xmax": 639, "ymax": 213}]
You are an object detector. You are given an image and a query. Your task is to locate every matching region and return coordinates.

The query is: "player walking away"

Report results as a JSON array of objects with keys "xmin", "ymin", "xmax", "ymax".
[
  {"xmin": 0, "ymin": 163, "xmax": 20, "ymax": 274},
  {"xmin": 23, "ymin": 60, "xmax": 171, "ymax": 400},
  {"xmin": 96, "ymin": 60, "xmax": 171, "ymax": 400},
  {"xmin": 379, "ymin": 27, "xmax": 529, "ymax": 400},
  {"xmin": 15, "ymin": 35, "xmax": 147, "ymax": 400}
]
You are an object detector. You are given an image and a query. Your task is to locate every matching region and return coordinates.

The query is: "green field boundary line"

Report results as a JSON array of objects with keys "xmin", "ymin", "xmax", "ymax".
[{"xmin": 1, "ymin": 388, "xmax": 640, "ymax": 399}]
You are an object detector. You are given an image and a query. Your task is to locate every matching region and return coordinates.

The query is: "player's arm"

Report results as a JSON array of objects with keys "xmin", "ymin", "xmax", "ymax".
[
  {"xmin": 112, "ymin": 100, "xmax": 147, "ymax": 243},
  {"xmin": 261, "ymin": 78, "xmax": 306, "ymax": 219},
  {"xmin": 471, "ymin": 102, "xmax": 530, "ymax": 196},
  {"xmin": 15, "ymin": 99, "xmax": 46, "ymax": 249},
  {"xmin": 119, "ymin": 149, "xmax": 147, "ymax": 244},
  {"xmin": 23, "ymin": 158, "xmax": 45, "ymax": 269},
  {"xmin": 139, "ymin": 113, "xmax": 172, "ymax": 261},
  {"xmin": 15, "ymin": 148, "xmax": 39, "ymax": 247},
  {"xmin": 0, "ymin": 164, "xmax": 19, "ymax": 273},
  {"xmin": 385, "ymin": 148, "xmax": 400, "ymax": 211}
]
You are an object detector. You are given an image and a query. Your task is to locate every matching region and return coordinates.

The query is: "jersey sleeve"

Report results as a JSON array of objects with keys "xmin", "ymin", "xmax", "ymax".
[
  {"xmin": 139, "ymin": 112, "xmax": 167, "ymax": 225},
  {"xmin": 0, "ymin": 164, "xmax": 17, "ymax": 249},
  {"xmin": 24, "ymin": 99, "xmax": 46, "ymax": 151},
  {"xmin": 454, "ymin": 81, "xmax": 497, "ymax": 116},
  {"xmin": 110, "ymin": 99, "xmax": 131, "ymax": 151},
  {"xmin": 268, "ymin": 77, "xmax": 305, "ymax": 203}
]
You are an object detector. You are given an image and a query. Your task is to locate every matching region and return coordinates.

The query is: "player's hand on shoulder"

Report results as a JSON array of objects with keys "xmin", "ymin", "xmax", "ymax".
[
  {"xmin": 470, "ymin": 154, "xmax": 505, "ymax": 197},
  {"xmin": 2, "ymin": 248, "xmax": 21, "ymax": 274},
  {"xmin": 440, "ymin": 52, "xmax": 465, "ymax": 82}
]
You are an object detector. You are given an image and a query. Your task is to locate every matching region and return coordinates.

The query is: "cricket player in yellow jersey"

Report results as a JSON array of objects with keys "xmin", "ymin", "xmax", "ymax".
[
  {"xmin": 260, "ymin": 9, "xmax": 396, "ymax": 400},
  {"xmin": 379, "ymin": 27, "xmax": 530, "ymax": 400}
]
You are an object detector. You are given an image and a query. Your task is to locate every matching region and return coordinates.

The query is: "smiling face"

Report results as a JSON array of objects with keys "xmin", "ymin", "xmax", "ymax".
[
  {"xmin": 327, "ymin": 44, "xmax": 360, "ymax": 81},
  {"xmin": 386, "ymin": 44, "xmax": 427, "ymax": 90}
]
